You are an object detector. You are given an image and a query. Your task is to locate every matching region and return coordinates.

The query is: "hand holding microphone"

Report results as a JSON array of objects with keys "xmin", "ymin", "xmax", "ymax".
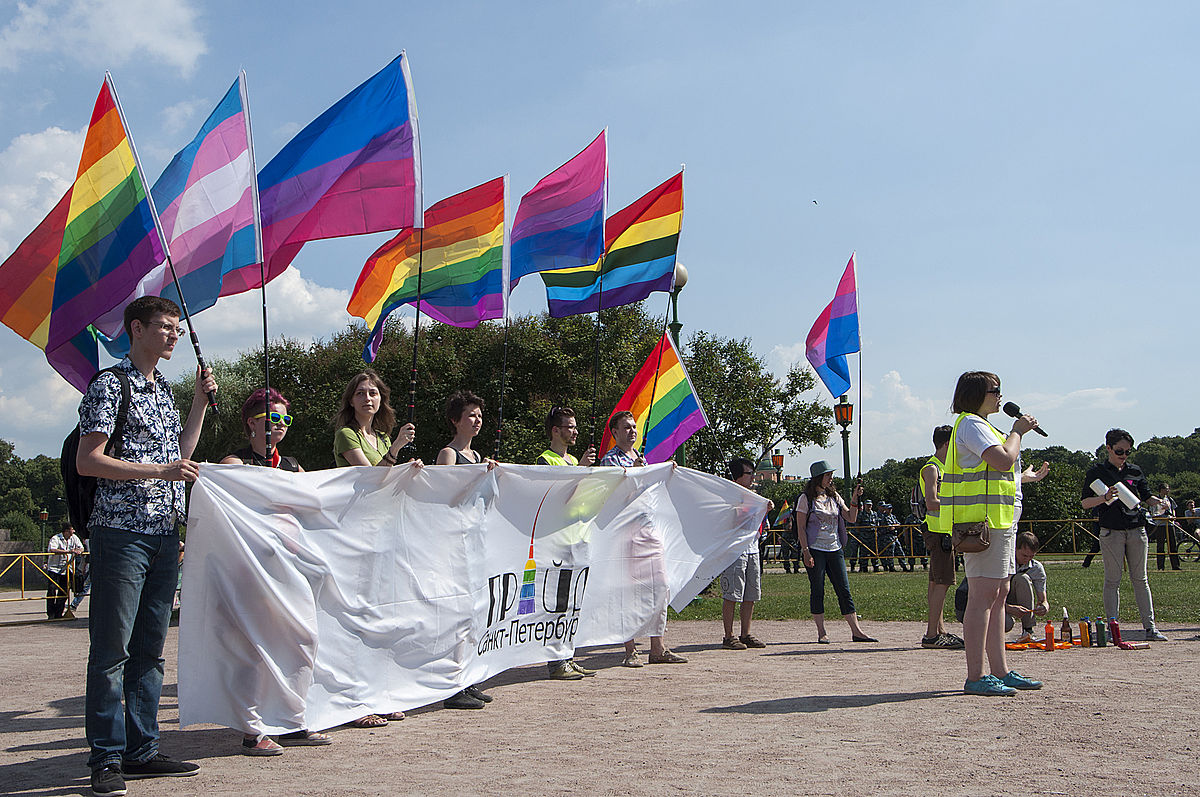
[{"xmin": 1003, "ymin": 401, "xmax": 1048, "ymax": 437}]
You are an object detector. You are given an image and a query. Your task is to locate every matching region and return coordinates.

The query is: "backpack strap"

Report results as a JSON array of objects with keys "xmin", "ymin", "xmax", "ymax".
[{"xmin": 107, "ymin": 367, "xmax": 131, "ymax": 459}]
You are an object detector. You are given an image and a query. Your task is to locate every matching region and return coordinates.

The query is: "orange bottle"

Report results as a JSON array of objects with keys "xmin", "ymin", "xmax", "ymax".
[{"xmin": 1044, "ymin": 620, "xmax": 1055, "ymax": 651}]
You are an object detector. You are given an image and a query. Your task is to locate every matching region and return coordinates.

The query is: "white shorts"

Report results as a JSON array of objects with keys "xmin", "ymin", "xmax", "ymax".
[{"xmin": 963, "ymin": 524, "xmax": 1017, "ymax": 580}]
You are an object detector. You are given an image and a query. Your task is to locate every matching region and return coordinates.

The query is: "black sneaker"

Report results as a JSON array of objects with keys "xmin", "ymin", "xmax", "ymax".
[
  {"xmin": 91, "ymin": 764, "xmax": 126, "ymax": 796},
  {"xmin": 121, "ymin": 753, "xmax": 199, "ymax": 779},
  {"xmin": 464, "ymin": 684, "xmax": 494, "ymax": 703},
  {"xmin": 443, "ymin": 690, "xmax": 485, "ymax": 709}
]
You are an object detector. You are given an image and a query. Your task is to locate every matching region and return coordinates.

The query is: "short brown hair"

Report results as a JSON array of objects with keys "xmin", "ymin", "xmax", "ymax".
[
  {"xmin": 545, "ymin": 406, "xmax": 576, "ymax": 437},
  {"xmin": 933, "ymin": 425, "xmax": 952, "ymax": 448},
  {"xmin": 1016, "ymin": 531, "xmax": 1040, "ymax": 551},
  {"xmin": 951, "ymin": 371, "xmax": 999, "ymax": 414},
  {"xmin": 124, "ymin": 295, "xmax": 181, "ymax": 339},
  {"xmin": 445, "ymin": 390, "xmax": 484, "ymax": 427},
  {"xmin": 608, "ymin": 410, "xmax": 636, "ymax": 433}
]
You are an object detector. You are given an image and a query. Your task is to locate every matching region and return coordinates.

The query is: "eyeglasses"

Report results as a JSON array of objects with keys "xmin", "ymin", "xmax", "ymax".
[
  {"xmin": 1112, "ymin": 448, "xmax": 1131, "ymax": 456},
  {"xmin": 150, "ymin": 321, "xmax": 184, "ymax": 336},
  {"xmin": 985, "ymin": 387, "xmax": 1002, "ymax": 394},
  {"xmin": 251, "ymin": 411, "xmax": 293, "ymax": 427}
]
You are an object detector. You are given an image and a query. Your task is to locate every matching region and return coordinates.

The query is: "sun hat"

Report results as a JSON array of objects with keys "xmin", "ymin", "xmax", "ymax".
[{"xmin": 809, "ymin": 460, "xmax": 836, "ymax": 479}]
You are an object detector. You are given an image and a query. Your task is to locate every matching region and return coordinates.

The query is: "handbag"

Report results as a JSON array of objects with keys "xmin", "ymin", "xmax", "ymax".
[{"xmin": 950, "ymin": 428, "xmax": 992, "ymax": 554}]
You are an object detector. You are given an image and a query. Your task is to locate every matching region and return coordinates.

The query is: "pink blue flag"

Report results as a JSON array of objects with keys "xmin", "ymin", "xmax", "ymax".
[
  {"xmin": 805, "ymin": 252, "xmax": 860, "ymax": 398},
  {"xmin": 222, "ymin": 52, "xmax": 422, "ymax": 296},
  {"xmin": 509, "ymin": 131, "xmax": 606, "ymax": 290},
  {"xmin": 94, "ymin": 75, "xmax": 257, "ymax": 354}
]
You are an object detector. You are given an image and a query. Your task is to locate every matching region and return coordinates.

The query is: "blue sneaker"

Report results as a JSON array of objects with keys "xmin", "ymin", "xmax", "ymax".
[
  {"xmin": 964, "ymin": 674, "xmax": 1017, "ymax": 696},
  {"xmin": 1000, "ymin": 671, "xmax": 1043, "ymax": 690}
]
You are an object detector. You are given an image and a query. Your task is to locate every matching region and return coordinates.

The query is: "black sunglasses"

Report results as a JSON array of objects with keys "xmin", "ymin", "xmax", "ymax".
[
  {"xmin": 1112, "ymin": 447, "xmax": 1132, "ymax": 456},
  {"xmin": 985, "ymin": 387, "xmax": 1002, "ymax": 394}
]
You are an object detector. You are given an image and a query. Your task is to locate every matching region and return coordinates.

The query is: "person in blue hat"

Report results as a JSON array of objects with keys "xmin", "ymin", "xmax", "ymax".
[{"xmin": 794, "ymin": 460, "xmax": 877, "ymax": 643}]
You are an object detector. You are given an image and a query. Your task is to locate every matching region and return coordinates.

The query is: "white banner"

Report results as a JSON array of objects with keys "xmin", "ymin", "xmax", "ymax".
[{"xmin": 178, "ymin": 462, "xmax": 766, "ymax": 734}]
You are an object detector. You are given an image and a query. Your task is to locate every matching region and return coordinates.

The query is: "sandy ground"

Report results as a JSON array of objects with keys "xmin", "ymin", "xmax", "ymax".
[{"xmin": 2, "ymin": 597, "xmax": 1198, "ymax": 797}]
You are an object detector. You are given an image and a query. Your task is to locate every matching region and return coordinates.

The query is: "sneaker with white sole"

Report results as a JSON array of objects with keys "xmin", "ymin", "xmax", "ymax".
[
  {"xmin": 1144, "ymin": 628, "xmax": 1169, "ymax": 642},
  {"xmin": 121, "ymin": 754, "xmax": 199, "ymax": 779},
  {"xmin": 964, "ymin": 674, "xmax": 1017, "ymax": 696},
  {"xmin": 1000, "ymin": 671, "xmax": 1043, "ymax": 690},
  {"xmin": 91, "ymin": 764, "xmax": 126, "ymax": 796}
]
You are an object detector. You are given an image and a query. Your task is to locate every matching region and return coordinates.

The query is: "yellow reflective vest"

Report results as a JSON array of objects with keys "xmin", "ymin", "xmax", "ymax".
[
  {"xmin": 941, "ymin": 412, "xmax": 1016, "ymax": 530},
  {"xmin": 919, "ymin": 455, "xmax": 950, "ymax": 534}
]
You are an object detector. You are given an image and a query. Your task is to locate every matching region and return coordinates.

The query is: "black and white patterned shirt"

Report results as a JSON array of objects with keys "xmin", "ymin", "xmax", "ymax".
[{"xmin": 78, "ymin": 357, "xmax": 184, "ymax": 535}]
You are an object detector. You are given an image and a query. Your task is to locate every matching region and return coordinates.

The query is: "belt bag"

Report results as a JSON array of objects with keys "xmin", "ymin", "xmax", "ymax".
[
  {"xmin": 952, "ymin": 451, "xmax": 993, "ymax": 554},
  {"xmin": 952, "ymin": 520, "xmax": 991, "ymax": 553}
]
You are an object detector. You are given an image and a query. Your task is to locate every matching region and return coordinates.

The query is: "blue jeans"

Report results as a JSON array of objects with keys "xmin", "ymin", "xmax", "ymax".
[
  {"xmin": 85, "ymin": 526, "xmax": 179, "ymax": 770},
  {"xmin": 805, "ymin": 548, "xmax": 856, "ymax": 616}
]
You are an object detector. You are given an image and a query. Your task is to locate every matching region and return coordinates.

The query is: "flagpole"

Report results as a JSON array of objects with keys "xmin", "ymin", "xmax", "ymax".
[
  {"xmin": 856, "ymin": 252, "xmax": 862, "ymax": 479},
  {"xmin": 107, "ymin": 72, "xmax": 218, "ymax": 415},
  {"xmin": 241, "ymin": 71, "xmax": 273, "ymax": 460},
  {"xmin": 493, "ymin": 174, "xmax": 511, "ymax": 461},
  {"xmin": 590, "ymin": 253, "xmax": 606, "ymax": 449},
  {"xmin": 407, "ymin": 229, "xmax": 424, "ymax": 434}
]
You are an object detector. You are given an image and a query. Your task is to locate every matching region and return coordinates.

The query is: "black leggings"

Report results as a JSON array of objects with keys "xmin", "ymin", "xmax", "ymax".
[{"xmin": 806, "ymin": 548, "xmax": 856, "ymax": 616}]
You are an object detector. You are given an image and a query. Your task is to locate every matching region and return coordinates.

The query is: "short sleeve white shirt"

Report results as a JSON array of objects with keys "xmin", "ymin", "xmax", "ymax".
[{"xmin": 955, "ymin": 414, "xmax": 1023, "ymax": 509}]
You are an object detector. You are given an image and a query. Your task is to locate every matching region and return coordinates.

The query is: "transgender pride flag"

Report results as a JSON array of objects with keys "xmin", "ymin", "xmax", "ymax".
[
  {"xmin": 509, "ymin": 130, "xmax": 606, "ymax": 291},
  {"xmin": 94, "ymin": 74, "xmax": 257, "ymax": 348},
  {"xmin": 226, "ymin": 52, "xmax": 422, "ymax": 295},
  {"xmin": 805, "ymin": 252, "xmax": 860, "ymax": 398}
]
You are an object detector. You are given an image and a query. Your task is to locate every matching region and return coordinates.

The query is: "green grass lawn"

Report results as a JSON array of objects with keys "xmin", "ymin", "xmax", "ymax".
[{"xmin": 673, "ymin": 556, "xmax": 1200, "ymax": 624}]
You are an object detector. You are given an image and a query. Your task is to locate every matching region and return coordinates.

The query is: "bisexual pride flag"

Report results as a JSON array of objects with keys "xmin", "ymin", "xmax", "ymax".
[
  {"xmin": 225, "ymin": 52, "xmax": 422, "ymax": 296},
  {"xmin": 509, "ymin": 131, "xmax": 606, "ymax": 291},
  {"xmin": 805, "ymin": 252, "xmax": 860, "ymax": 398}
]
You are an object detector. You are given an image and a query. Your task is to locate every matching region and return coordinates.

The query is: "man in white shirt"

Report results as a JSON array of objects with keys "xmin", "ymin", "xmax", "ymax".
[{"xmin": 47, "ymin": 522, "xmax": 85, "ymax": 619}]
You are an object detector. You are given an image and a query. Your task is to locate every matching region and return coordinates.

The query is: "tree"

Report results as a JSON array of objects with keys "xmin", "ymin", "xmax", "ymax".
[
  {"xmin": 0, "ymin": 510, "xmax": 38, "ymax": 543},
  {"xmin": 683, "ymin": 332, "xmax": 833, "ymax": 474}
]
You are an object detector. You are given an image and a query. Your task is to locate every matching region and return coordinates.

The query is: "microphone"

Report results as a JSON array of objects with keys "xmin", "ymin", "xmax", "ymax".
[{"xmin": 1003, "ymin": 401, "xmax": 1048, "ymax": 437}]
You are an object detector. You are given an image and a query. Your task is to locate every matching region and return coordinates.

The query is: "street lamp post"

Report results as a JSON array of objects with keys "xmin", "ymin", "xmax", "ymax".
[
  {"xmin": 39, "ymin": 508, "xmax": 48, "ymax": 551},
  {"xmin": 669, "ymin": 263, "xmax": 689, "ymax": 468},
  {"xmin": 833, "ymin": 395, "xmax": 854, "ymax": 489},
  {"xmin": 771, "ymin": 449, "xmax": 784, "ymax": 482}
]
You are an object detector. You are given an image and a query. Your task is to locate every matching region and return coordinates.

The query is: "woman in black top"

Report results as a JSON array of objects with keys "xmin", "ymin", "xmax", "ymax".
[
  {"xmin": 221, "ymin": 389, "xmax": 330, "ymax": 754},
  {"xmin": 435, "ymin": 390, "xmax": 497, "ymax": 709}
]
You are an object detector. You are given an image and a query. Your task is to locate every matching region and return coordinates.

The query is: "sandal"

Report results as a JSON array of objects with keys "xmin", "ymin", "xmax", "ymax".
[
  {"xmin": 242, "ymin": 735, "xmax": 284, "ymax": 756},
  {"xmin": 380, "ymin": 711, "xmax": 406, "ymax": 721},
  {"xmin": 817, "ymin": 635, "xmax": 830, "ymax": 644},
  {"xmin": 648, "ymin": 650, "xmax": 688, "ymax": 664},
  {"xmin": 347, "ymin": 714, "xmax": 388, "ymax": 728},
  {"xmin": 278, "ymin": 729, "xmax": 332, "ymax": 746}
]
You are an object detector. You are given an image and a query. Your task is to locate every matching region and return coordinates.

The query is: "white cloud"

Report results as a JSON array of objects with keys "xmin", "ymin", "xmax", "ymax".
[
  {"xmin": 161, "ymin": 98, "xmax": 207, "ymax": 137},
  {"xmin": 0, "ymin": 0, "xmax": 206, "ymax": 75},
  {"xmin": 0, "ymin": 125, "xmax": 85, "ymax": 257}
]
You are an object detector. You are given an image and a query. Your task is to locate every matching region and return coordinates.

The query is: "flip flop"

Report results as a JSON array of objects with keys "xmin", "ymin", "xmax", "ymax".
[
  {"xmin": 347, "ymin": 714, "xmax": 388, "ymax": 728},
  {"xmin": 278, "ymin": 730, "xmax": 332, "ymax": 746}
]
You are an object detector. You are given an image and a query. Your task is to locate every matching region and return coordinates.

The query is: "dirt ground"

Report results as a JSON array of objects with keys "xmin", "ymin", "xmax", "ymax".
[{"xmin": 2, "ymin": 597, "xmax": 1198, "ymax": 797}]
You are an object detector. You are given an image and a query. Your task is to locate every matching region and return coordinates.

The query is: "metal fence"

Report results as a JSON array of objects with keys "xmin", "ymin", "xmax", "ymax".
[
  {"xmin": 762, "ymin": 516, "xmax": 1200, "ymax": 566},
  {"xmin": 0, "ymin": 552, "xmax": 85, "ymax": 604}
]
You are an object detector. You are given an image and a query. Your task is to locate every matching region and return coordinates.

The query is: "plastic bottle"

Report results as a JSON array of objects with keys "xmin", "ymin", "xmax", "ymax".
[
  {"xmin": 1094, "ymin": 617, "xmax": 1107, "ymax": 647},
  {"xmin": 1060, "ymin": 607, "xmax": 1073, "ymax": 645},
  {"xmin": 1080, "ymin": 618, "xmax": 1092, "ymax": 647},
  {"xmin": 1108, "ymin": 617, "xmax": 1123, "ymax": 646},
  {"xmin": 1044, "ymin": 619, "xmax": 1055, "ymax": 651}
]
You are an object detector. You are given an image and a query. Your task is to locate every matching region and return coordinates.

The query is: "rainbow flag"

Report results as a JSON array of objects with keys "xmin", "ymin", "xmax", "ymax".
[
  {"xmin": 222, "ymin": 52, "xmax": 422, "ymax": 297},
  {"xmin": 541, "ymin": 171, "xmax": 682, "ymax": 318},
  {"xmin": 95, "ymin": 74, "xmax": 258, "ymax": 353},
  {"xmin": 348, "ymin": 176, "xmax": 507, "ymax": 361},
  {"xmin": 806, "ymin": 252, "xmax": 859, "ymax": 398},
  {"xmin": 600, "ymin": 331, "xmax": 709, "ymax": 463},
  {"xmin": 0, "ymin": 76, "xmax": 165, "ymax": 391},
  {"xmin": 509, "ymin": 131, "xmax": 606, "ymax": 290}
]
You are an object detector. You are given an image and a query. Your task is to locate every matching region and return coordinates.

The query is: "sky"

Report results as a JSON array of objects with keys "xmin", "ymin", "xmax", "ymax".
[{"xmin": 1, "ymin": 1, "xmax": 1198, "ymax": 476}]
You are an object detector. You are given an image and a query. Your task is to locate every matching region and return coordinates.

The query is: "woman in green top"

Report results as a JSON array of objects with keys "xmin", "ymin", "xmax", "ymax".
[
  {"xmin": 333, "ymin": 369, "xmax": 416, "ymax": 467},
  {"xmin": 332, "ymin": 369, "xmax": 416, "ymax": 728}
]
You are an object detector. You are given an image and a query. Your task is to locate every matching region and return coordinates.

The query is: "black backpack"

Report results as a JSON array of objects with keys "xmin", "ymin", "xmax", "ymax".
[{"xmin": 61, "ymin": 367, "xmax": 131, "ymax": 538}]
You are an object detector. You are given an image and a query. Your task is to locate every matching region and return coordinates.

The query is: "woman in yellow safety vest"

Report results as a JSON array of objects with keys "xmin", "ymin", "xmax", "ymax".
[{"xmin": 943, "ymin": 371, "xmax": 1048, "ymax": 697}]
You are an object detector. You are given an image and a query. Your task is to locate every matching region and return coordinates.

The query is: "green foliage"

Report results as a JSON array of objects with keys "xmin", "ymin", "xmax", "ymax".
[
  {"xmin": 179, "ymin": 306, "xmax": 666, "ymax": 470},
  {"xmin": 0, "ymin": 486, "xmax": 35, "ymax": 518},
  {"xmin": 682, "ymin": 331, "xmax": 833, "ymax": 473},
  {"xmin": 0, "ymin": 509, "xmax": 39, "ymax": 543},
  {"xmin": 674, "ymin": 561, "xmax": 1200, "ymax": 623}
]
